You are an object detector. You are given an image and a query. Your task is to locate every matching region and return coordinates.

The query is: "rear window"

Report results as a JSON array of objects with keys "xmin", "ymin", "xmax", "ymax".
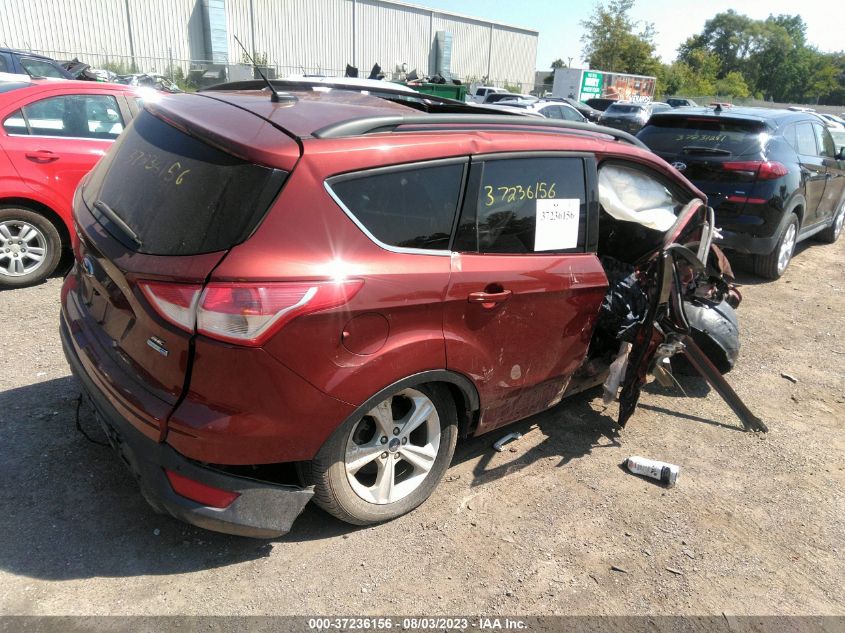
[
  {"xmin": 606, "ymin": 105, "xmax": 643, "ymax": 114},
  {"xmin": 637, "ymin": 116, "xmax": 767, "ymax": 156},
  {"xmin": 328, "ymin": 161, "xmax": 465, "ymax": 251},
  {"xmin": 82, "ymin": 111, "xmax": 286, "ymax": 255}
]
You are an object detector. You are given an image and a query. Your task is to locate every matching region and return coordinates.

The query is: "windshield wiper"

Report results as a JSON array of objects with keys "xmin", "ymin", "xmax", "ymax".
[
  {"xmin": 93, "ymin": 200, "xmax": 142, "ymax": 248},
  {"xmin": 681, "ymin": 146, "xmax": 731, "ymax": 155}
]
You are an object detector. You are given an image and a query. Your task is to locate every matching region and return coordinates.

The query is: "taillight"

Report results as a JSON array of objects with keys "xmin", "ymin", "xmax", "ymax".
[
  {"xmin": 197, "ymin": 280, "xmax": 364, "ymax": 346},
  {"xmin": 139, "ymin": 281, "xmax": 202, "ymax": 331},
  {"xmin": 722, "ymin": 160, "xmax": 789, "ymax": 180},
  {"xmin": 140, "ymin": 279, "xmax": 363, "ymax": 345}
]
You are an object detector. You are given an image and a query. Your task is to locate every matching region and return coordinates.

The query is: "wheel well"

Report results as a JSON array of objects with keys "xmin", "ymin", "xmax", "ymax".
[
  {"xmin": 790, "ymin": 204, "xmax": 804, "ymax": 227},
  {"xmin": 0, "ymin": 197, "xmax": 70, "ymax": 248},
  {"xmin": 432, "ymin": 381, "xmax": 479, "ymax": 439}
]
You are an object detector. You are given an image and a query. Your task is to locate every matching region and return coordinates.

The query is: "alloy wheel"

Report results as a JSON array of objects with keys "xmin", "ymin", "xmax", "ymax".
[
  {"xmin": 0, "ymin": 220, "xmax": 48, "ymax": 277},
  {"xmin": 344, "ymin": 388, "xmax": 441, "ymax": 505},
  {"xmin": 777, "ymin": 222, "xmax": 797, "ymax": 275}
]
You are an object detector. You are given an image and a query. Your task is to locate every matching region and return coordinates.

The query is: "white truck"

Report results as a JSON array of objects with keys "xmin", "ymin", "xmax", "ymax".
[
  {"xmin": 551, "ymin": 68, "xmax": 656, "ymax": 104},
  {"xmin": 469, "ymin": 85, "xmax": 509, "ymax": 103}
]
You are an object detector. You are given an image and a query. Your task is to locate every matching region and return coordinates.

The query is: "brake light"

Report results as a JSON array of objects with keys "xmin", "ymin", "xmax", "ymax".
[
  {"xmin": 139, "ymin": 281, "xmax": 202, "ymax": 331},
  {"xmin": 722, "ymin": 161, "xmax": 788, "ymax": 180},
  {"xmin": 197, "ymin": 280, "xmax": 364, "ymax": 346}
]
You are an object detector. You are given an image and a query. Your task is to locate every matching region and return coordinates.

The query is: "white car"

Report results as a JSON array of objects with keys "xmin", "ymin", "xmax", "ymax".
[
  {"xmin": 479, "ymin": 99, "xmax": 589, "ymax": 123},
  {"xmin": 469, "ymin": 85, "xmax": 508, "ymax": 103},
  {"xmin": 817, "ymin": 113, "xmax": 845, "ymax": 130}
]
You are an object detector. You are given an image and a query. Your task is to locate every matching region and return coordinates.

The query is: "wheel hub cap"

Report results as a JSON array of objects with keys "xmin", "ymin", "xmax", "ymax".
[
  {"xmin": 0, "ymin": 220, "xmax": 48, "ymax": 277},
  {"xmin": 388, "ymin": 437, "xmax": 401, "ymax": 453}
]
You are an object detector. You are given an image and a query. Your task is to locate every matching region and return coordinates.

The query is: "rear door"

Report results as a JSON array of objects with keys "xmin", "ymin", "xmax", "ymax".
[
  {"xmin": 443, "ymin": 153, "xmax": 608, "ymax": 432},
  {"xmin": 792, "ymin": 121, "xmax": 827, "ymax": 224},
  {"xmin": 1, "ymin": 90, "xmax": 128, "ymax": 209},
  {"xmin": 811, "ymin": 121, "xmax": 845, "ymax": 224}
]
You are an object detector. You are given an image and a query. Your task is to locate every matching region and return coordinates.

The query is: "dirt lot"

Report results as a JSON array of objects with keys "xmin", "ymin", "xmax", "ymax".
[{"xmin": 0, "ymin": 238, "xmax": 843, "ymax": 617}]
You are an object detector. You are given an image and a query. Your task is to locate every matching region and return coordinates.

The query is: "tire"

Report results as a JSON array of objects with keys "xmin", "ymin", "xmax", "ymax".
[
  {"xmin": 752, "ymin": 213, "xmax": 799, "ymax": 280},
  {"xmin": 818, "ymin": 199, "xmax": 845, "ymax": 244},
  {"xmin": 300, "ymin": 384, "xmax": 458, "ymax": 525},
  {"xmin": 0, "ymin": 207, "xmax": 63, "ymax": 289}
]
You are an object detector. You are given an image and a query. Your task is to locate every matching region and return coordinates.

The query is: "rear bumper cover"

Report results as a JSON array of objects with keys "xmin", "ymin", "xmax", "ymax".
[
  {"xmin": 714, "ymin": 228, "xmax": 780, "ymax": 255},
  {"xmin": 60, "ymin": 314, "xmax": 313, "ymax": 538}
]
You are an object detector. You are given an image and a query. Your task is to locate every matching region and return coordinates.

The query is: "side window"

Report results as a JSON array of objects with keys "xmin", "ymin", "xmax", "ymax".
[
  {"xmin": 540, "ymin": 106, "xmax": 563, "ymax": 120},
  {"xmin": 19, "ymin": 58, "xmax": 65, "ymax": 79},
  {"xmin": 21, "ymin": 95, "xmax": 124, "ymax": 139},
  {"xmin": 2, "ymin": 109, "xmax": 27, "ymax": 135},
  {"xmin": 795, "ymin": 122, "xmax": 818, "ymax": 156},
  {"xmin": 455, "ymin": 156, "xmax": 588, "ymax": 254},
  {"xmin": 328, "ymin": 161, "xmax": 465, "ymax": 251},
  {"xmin": 783, "ymin": 124, "xmax": 798, "ymax": 152},
  {"xmin": 561, "ymin": 106, "xmax": 582, "ymax": 122},
  {"xmin": 0, "ymin": 55, "xmax": 9, "ymax": 73},
  {"xmin": 813, "ymin": 123, "xmax": 836, "ymax": 158}
]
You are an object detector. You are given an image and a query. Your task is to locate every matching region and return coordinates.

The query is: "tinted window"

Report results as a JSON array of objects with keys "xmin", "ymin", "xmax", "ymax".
[
  {"xmin": 2, "ymin": 109, "xmax": 27, "ymax": 134},
  {"xmin": 17, "ymin": 95, "xmax": 124, "ymax": 139},
  {"xmin": 19, "ymin": 58, "xmax": 65, "ymax": 79},
  {"xmin": 795, "ymin": 122, "xmax": 817, "ymax": 155},
  {"xmin": 560, "ymin": 105, "xmax": 583, "ymax": 121},
  {"xmin": 455, "ymin": 157, "xmax": 587, "ymax": 254},
  {"xmin": 330, "ymin": 162, "xmax": 464, "ymax": 251},
  {"xmin": 813, "ymin": 123, "xmax": 836, "ymax": 158},
  {"xmin": 638, "ymin": 117, "xmax": 767, "ymax": 156},
  {"xmin": 82, "ymin": 111, "xmax": 287, "ymax": 255},
  {"xmin": 606, "ymin": 104, "xmax": 644, "ymax": 114},
  {"xmin": 539, "ymin": 105, "xmax": 562, "ymax": 119},
  {"xmin": 0, "ymin": 55, "xmax": 8, "ymax": 72}
]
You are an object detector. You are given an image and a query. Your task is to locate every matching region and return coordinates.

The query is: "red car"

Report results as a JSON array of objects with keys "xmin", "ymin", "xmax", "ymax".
[
  {"xmin": 61, "ymin": 82, "xmax": 751, "ymax": 537},
  {"xmin": 0, "ymin": 78, "xmax": 140, "ymax": 287}
]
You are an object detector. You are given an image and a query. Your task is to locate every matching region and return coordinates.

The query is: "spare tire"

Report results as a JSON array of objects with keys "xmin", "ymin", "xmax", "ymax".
[{"xmin": 671, "ymin": 299, "xmax": 740, "ymax": 376}]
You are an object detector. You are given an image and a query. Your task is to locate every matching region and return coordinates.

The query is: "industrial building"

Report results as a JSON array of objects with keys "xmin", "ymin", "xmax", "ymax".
[{"xmin": 0, "ymin": 0, "xmax": 539, "ymax": 90}]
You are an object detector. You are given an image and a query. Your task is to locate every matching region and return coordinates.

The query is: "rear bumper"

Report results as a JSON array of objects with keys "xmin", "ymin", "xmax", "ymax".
[
  {"xmin": 714, "ymin": 228, "xmax": 780, "ymax": 255},
  {"xmin": 60, "ymin": 313, "xmax": 313, "ymax": 538}
]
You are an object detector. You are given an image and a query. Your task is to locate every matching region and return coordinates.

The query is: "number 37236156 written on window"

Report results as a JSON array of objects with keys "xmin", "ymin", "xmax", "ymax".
[{"xmin": 483, "ymin": 181, "xmax": 557, "ymax": 206}]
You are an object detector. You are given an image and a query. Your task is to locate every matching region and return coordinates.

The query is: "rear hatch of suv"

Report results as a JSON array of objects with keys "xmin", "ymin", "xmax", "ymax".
[
  {"xmin": 63, "ymin": 95, "xmax": 298, "ymax": 438},
  {"xmin": 637, "ymin": 113, "xmax": 775, "ymax": 211}
]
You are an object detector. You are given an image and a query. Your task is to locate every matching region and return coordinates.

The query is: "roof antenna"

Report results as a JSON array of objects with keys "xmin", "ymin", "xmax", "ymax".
[{"xmin": 233, "ymin": 35, "xmax": 280, "ymax": 102}]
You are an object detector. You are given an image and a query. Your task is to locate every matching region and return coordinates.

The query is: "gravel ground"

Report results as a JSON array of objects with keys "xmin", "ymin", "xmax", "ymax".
[{"xmin": 0, "ymin": 237, "xmax": 843, "ymax": 617}]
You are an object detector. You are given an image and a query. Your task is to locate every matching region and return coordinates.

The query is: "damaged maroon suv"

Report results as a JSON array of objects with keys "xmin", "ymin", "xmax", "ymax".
[{"xmin": 61, "ymin": 81, "xmax": 761, "ymax": 537}]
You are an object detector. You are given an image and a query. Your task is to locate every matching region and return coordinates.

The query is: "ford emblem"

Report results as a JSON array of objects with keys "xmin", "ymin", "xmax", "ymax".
[
  {"xmin": 81, "ymin": 256, "xmax": 95, "ymax": 276},
  {"xmin": 671, "ymin": 161, "xmax": 688, "ymax": 171}
]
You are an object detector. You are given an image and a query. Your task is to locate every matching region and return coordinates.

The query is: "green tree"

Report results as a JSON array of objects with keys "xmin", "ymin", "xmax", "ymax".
[
  {"xmin": 580, "ymin": 0, "xmax": 661, "ymax": 75},
  {"xmin": 714, "ymin": 71, "xmax": 750, "ymax": 98},
  {"xmin": 551, "ymin": 59, "xmax": 566, "ymax": 69}
]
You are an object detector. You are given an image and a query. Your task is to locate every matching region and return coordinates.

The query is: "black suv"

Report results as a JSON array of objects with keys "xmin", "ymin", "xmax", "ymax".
[
  {"xmin": 0, "ymin": 48, "xmax": 72, "ymax": 79},
  {"xmin": 638, "ymin": 107, "xmax": 845, "ymax": 278}
]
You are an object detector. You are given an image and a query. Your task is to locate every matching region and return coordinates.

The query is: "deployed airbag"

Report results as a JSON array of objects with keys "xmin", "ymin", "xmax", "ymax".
[{"xmin": 598, "ymin": 165, "xmax": 678, "ymax": 231}]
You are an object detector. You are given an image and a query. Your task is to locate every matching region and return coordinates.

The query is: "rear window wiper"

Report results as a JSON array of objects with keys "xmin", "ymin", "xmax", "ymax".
[
  {"xmin": 93, "ymin": 200, "xmax": 142, "ymax": 249},
  {"xmin": 681, "ymin": 146, "xmax": 731, "ymax": 155}
]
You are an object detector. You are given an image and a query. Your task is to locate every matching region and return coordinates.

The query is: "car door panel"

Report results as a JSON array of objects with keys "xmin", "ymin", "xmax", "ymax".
[
  {"xmin": 1, "ymin": 92, "xmax": 122, "ymax": 211},
  {"xmin": 814, "ymin": 123, "xmax": 845, "ymax": 221},
  {"xmin": 443, "ymin": 154, "xmax": 607, "ymax": 432},
  {"xmin": 794, "ymin": 122, "xmax": 827, "ymax": 225}
]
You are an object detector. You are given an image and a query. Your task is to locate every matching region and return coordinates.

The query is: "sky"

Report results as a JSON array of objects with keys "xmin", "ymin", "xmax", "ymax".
[{"xmin": 414, "ymin": 0, "xmax": 842, "ymax": 70}]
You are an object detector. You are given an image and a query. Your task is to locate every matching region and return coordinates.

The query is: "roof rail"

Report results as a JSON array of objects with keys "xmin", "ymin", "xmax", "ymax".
[
  {"xmin": 312, "ymin": 114, "xmax": 649, "ymax": 149},
  {"xmin": 200, "ymin": 78, "xmax": 458, "ymax": 105}
]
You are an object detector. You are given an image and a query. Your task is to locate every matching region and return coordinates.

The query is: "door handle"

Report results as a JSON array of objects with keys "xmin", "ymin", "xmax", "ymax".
[
  {"xmin": 468, "ymin": 290, "xmax": 512, "ymax": 305},
  {"xmin": 25, "ymin": 150, "xmax": 59, "ymax": 162}
]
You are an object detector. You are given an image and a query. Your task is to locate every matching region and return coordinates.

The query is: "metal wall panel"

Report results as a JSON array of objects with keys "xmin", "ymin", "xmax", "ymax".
[
  {"xmin": 0, "ymin": 0, "xmax": 133, "ymax": 61},
  {"xmin": 229, "ymin": 0, "xmax": 353, "ymax": 75},
  {"xmin": 0, "ymin": 0, "xmax": 537, "ymax": 84},
  {"xmin": 355, "ymin": 0, "xmax": 430, "ymax": 78},
  {"xmin": 489, "ymin": 27, "xmax": 538, "ymax": 90},
  {"xmin": 431, "ymin": 14, "xmax": 491, "ymax": 81}
]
